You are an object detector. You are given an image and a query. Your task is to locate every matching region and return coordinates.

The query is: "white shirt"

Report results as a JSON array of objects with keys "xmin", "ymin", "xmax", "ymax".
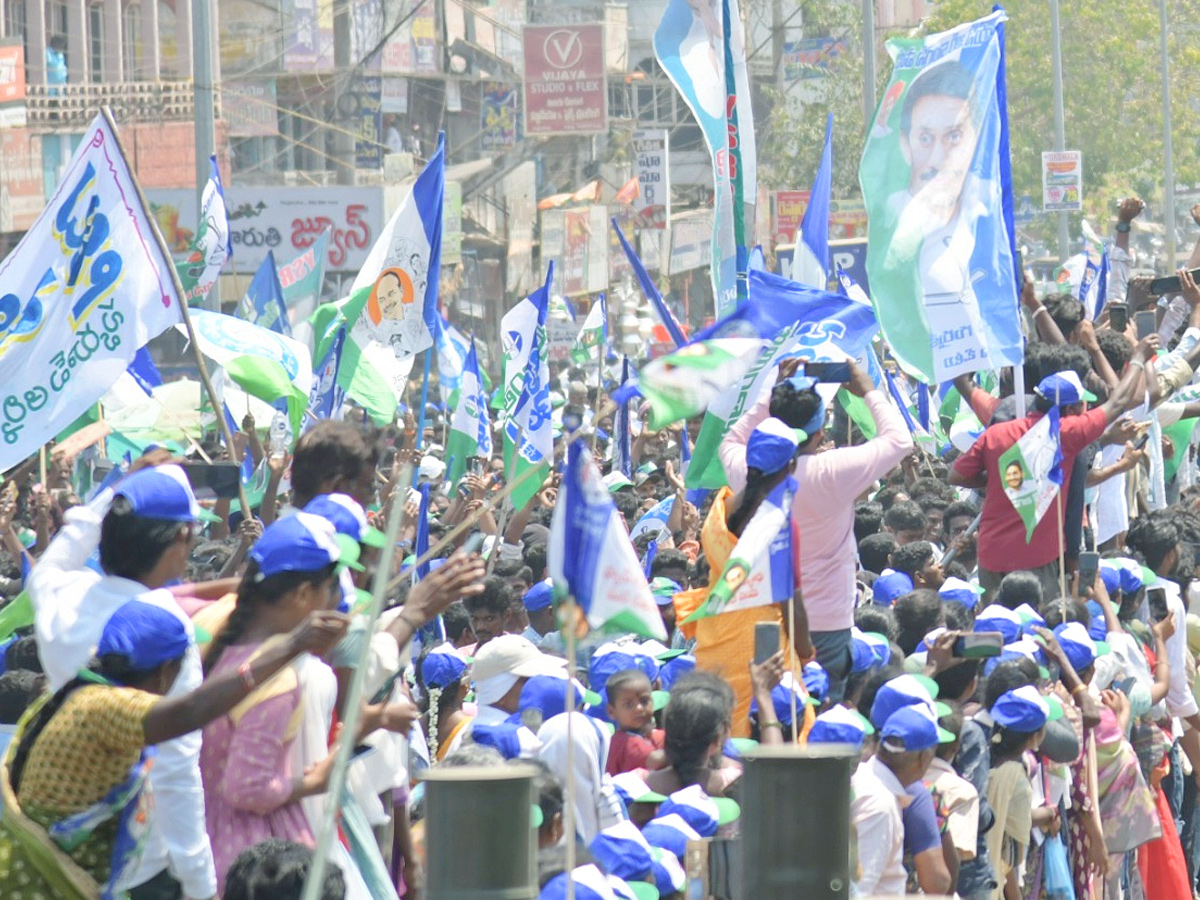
[
  {"xmin": 1156, "ymin": 578, "xmax": 1199, "ymax": 719},
  {"xmin": 851, "ymin": 755, "xmax": 907, "ymax": 897},
  {"xmin": 27, "ymin": 489, "xmax": 218, "ymax": 899}
]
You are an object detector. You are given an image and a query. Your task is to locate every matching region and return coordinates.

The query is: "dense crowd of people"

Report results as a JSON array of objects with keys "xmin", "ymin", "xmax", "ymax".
[{"xmin": 3, "ymin": 198, "xmax": 1200, "ymax": 899}]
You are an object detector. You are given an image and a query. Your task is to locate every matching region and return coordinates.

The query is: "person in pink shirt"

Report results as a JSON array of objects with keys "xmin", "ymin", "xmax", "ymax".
[{"xmin": 719, "ymin": 359, "xmax": 912, "ymax": 702}]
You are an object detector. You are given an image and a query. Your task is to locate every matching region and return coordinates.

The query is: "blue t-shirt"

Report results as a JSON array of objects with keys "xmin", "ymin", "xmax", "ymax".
[{"xmin": 902, "ymin": 782, "xmax": 942, "ymax": 856}]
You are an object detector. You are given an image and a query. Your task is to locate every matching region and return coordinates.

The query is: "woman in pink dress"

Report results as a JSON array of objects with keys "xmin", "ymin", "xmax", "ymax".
[{"xmin": 199, "ymin": 513, "xmax": 349, "ymax": 892}]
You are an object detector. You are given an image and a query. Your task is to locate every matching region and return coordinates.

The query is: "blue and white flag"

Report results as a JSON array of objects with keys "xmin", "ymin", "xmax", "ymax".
[
  {"xmin": 612, "ymin": 356, "xmax": 633, "ymax": 479},
  {"xmin": 686, "ymin": 477, "xmax": 797, "ymax": 620},
  {"xmin": 177, "ymin": 154, "xmax": 233, "ymax": 305},
  {"xmin": 611, "ymin": 218, "xmax": 686, "ymax": 347},
  {"xmin": 238, "ymin": 250, "xmax": 291, "ymax": 337},
  {"xmin": 446, "ymin": 337, "xmax": 492, "ymax": 489},
  {"xmin": 859, "ymin": 11, "xmax": 1021, "ymax": 384},
  {"xmin": 792, "ymin": 113, "xmax": 833, "ymax": 289},
  {"xmin": 0, "ymin": 113, "xmax": 182, "ymax": 470},
  {"xmin": 434, "ymin": 312, "xmax": 470, "ymax": 395},
  {"xmin": 308, "ymin": 324, "xmax": 346, "ymax": 422},
  {"xmin": 347, "ymin": 132, "xmax": 445, "ymax": 397},
  {"xmin": 549, "ymin": 440, "xmax": 667, "ymax": 640},
  {"xmin": 655, "ymin": 1, "xmax": 739, "ymax": 315},
  {"xmin": 630, "ymin": 496, "xmax": 675, "ymax": 541},
  {"xmin": 126, "ymin": 346, "xmax": 164, "ymax": 398},
  {"xmin": 501, "ymin": 264, "xmax": 555, "ymax": 510}
]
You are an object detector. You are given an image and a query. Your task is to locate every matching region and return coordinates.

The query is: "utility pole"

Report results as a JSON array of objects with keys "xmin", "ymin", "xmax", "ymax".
[
  {"xmin": 333, "ymin": 0, "xmax": 356, "ymax": 186},
  {"xmin": 192, "ymin": 0, "xmax": 218, "ymax": 309},
  {"xmin": 1159, "ymin": 0, "xmax": 1176, "ymax": 269},
  {"xmin": 1048, "ymin": 0, "xmax": 1069, "ymax": 260},
  {"xmin": 861, "ymin": 0, "xmax": 876, "ymax": 123}
]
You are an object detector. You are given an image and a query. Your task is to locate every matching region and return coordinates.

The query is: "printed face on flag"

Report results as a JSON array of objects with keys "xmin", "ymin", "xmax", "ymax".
[
  {"xmin": 366, "ymin": 265, "xmax": 426, "ymax": 358},
  {"xmin": 860, "ymin": 11, "xmax": 1020, "ymax": 385}
]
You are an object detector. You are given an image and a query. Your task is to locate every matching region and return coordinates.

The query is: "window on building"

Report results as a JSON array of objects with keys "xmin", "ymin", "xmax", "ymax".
[
  {"xmin": 123, "ymin": 3, "xmax": 140, "ymax": 78},
  {"xmin": 88, "ymin": 4, "xmax": 102, "ymax": 81}
]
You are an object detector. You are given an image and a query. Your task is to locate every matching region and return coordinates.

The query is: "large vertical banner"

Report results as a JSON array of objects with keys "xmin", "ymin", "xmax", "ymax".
[
  {"xmin": 654, "ymin": 0, "xmax": 738, "ymax": 316},
  {"xmin": 859, "ymin": 11, "xmax": 1020, "ymax": 384},
  {"xmin": 522, "ymin": 24, "xmax": 607, "ymax": 136},
  {"xmin": 0, "ymin": 115, "xmax": 182, "ymax": 468}
]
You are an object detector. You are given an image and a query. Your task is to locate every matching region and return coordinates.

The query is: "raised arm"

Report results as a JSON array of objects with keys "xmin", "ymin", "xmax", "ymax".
[{"xmin": 1100, "ymin": 336, "xmax": 1160, "ymax": 422}]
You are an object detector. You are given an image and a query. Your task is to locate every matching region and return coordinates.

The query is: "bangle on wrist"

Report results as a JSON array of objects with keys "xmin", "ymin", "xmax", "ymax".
[
  {"xmin": 1116, "ymin": 222, "xmax": 1132, "ymax": 233},
  {"xmin": 1128, "ymin": 359, "xmax": 1145, "ymax": 370},
  {"xmin": 399, "ymin": 609, "xmax": 423, "ymax": 630},
  {"xmin": 1033, "ymin": 306, "xmax": 1049, "ymax": 318},
  {"xmin": 759, "ymin": 720, "xmax": 783, "ymax": 730},
  {"xmin": 1071, "ymin": 682, "xmax": 1087, "ymax": 697}
]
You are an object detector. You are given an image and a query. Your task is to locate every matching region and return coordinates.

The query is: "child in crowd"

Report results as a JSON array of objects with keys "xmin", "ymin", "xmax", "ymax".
[{"xmin": 604, "ymin": 668, "xmax": 665, "ymax": 776}]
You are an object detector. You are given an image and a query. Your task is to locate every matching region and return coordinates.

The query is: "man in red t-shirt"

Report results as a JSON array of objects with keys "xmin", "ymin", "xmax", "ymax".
[{"xmin": 950, "ymin": 338, "xmax": 1155, "ymax": 599}]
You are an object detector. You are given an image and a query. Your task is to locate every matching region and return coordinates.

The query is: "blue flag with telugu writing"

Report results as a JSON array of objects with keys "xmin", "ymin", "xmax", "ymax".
[{"xmin": 239, "ymin": 250, "xmax": 292, "ymax": 337}]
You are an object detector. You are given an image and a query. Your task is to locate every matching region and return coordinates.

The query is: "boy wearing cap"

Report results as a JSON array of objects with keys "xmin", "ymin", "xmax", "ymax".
[
  {"xmin": 28, "ymin": 454, "xmax": 218, "ymax": 900},
  {"xmin": 950, "ymin": 346, "xmax": 1154, "ymax": 600}
]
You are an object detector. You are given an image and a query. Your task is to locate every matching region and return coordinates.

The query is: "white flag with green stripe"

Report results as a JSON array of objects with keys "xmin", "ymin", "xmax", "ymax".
[{"xmin": 446, "ymin": 338, "xmax": 492, "ymax": 488}]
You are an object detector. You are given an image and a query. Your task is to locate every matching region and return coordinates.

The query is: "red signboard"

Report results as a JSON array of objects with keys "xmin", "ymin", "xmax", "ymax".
[
  {"xmin": 522, "ymin": 24, "xmax": 606, "ymax": 136},
  {"xmin": 0, "ymin": 42, "xmax": 24, "ymax": 104}
]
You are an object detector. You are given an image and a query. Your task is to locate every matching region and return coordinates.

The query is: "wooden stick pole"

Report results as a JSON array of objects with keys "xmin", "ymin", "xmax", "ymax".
[{"xmin": 100, "ymin": 107, "xmax": 252, "ymax": 516}]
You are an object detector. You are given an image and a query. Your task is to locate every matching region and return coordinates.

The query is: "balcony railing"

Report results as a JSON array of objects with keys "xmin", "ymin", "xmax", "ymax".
[{"xmin": 24, "ymin": 81, "xmax": 214, "ymax": 128}]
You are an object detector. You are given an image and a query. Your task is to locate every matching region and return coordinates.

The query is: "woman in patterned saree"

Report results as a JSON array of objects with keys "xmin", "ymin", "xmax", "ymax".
[{"xmin": 0, "ymin": 597, "xmax": 348, "ymax": 900}]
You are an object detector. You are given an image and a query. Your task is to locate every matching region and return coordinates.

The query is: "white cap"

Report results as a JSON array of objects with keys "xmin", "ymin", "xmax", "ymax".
[{"xmin": 472, "ymin": 634, "xmax": 566, "ymax": 685}]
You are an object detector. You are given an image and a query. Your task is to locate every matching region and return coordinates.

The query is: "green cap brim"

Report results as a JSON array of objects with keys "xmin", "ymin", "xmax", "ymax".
[
  {"xmin": 360, "ymin": 526, "xmax": 388, "ymax": 549},
  {"xmin": 1081, "ymin": 388, "xmax": 1098, "ymax": 402},
  {"xmin": 1093, "ymin": 641, "xmax": 1111, "ymax": 657},
  {"xmin": 599, "ymin": 721, "xmax": 616, "ymax": 736},
  {"xmin": 934, "ymin": 701, "xmax": 952, "ymax": 717},
  {"xmin": 936, "ymin": 725, "xmax": 956, "ymax": 744},
  {"xmin": 197, "ymin": 508, "xmax": 223, "ymax": 524},
  {"xmin": 1038, "ymin": 666, "xmax": 1051, "ymax": 680},
  {"xmin": 193, "ymin": 624, "xmax": 213, "ymax": 645},
  {"xmin": 531, "ymin": 804, "xmax": 543, "ymax": 829},
  {"xmin": 583, "ymin": 689, "xmax": 604, "ymax": 708},
  {"xmin": 628, "ymin": 882, "xmax": 660, "ymax": 900},
  {"xmin": 712, "ymin": 796, "xmax": 741, "ymax": 826},
  {"xmin": 352, "ymin": 588, "xmax": 373, "ymax": 612},
  {"xmin": 655, "ymin": 648, "xmax": 687, "ymax": 662},
  {"xmin": 334, "ymin": 534, "xmax": 366, "ymax": 572},
  {"xmin": 1046, "ymin": 695, "xmax": 1065, "ymax": 721},
  {"xmin": 852, "ymin": 710, "xmax": 876, "ymax": 735},
  {"xmin": 912, "ymin": 674, "xmax": 941, "ymax": 700},
  {"xmin": 652, "ymin": 690, "xmax": 671, "ymax": 712}
]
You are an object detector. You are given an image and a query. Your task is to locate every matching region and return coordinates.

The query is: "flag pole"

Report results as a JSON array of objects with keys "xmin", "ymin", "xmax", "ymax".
[
  {"xmin": 564, "ymin": 593, "xmax": 578, "ymax": 900},
  {"xmin": 99, "ymin": 107, "xmax": 252, "ymax": 517},
  {"xmin": 787, "ymin": 596, "xmax": 799, "ymax": 744},
  {"xmin": 300, "ymin": 463, "xmax": 412, "ymax": 900},
  {"xmin": 413, "ymin": 348, "xmax": 434, "ymax": 485}
]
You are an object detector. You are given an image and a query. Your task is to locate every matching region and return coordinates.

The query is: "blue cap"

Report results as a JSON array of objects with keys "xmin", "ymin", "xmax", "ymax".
[
  {"xmin": 939, "ymin": 577, "xmax": 982, "ymax": 610},
  {"xmin": 538, "ymin": 865, "xmax": 637, "ymax": 900},
  {"xmin": 649, "ymin": 577, "xmax": 681, "ymax": 608},
  {"xmin": 850, "ymin": 627, "xmax": 892, "ymax": 673},
  {"xmin": 115, "ymin": 464, "xmax": 218, "ymax": 524},
  {"xmin": 801, "ymin": 662, "xmax": 829, "ymax": 703},
  {"xmin": 990, "ymin": 684, "xmax": 1051, "ymax": 732},
  {"xmin": 1118, "ymin": 559, "xmax": 1151, "ymax": 596},
  {"xmin": 469, "ymin": 722, "xmax": 539, "ymax": 759},
  {"xmin": 97, "ymin": 600, "xmax": 190, "ymax": 673},
  {"xmin": 808, "ymin": 705, "xmax": 874, "ymax": 747},
  {"xmin": 974, "ymin": 604, "xmax": 1022, "ymax": 644},
  {"xmin": 658, "ymin": 653, "xmax": 695, "ymax": 691},
  {"xmin": 869, "ymin": 674, "xmax": 946, "ymax": 730},
  {"xmin": 249, "ymin": 512, "xmax": 344, "ymax": 580},
  {"xmin": 749, "ymin": 672, "xmax": 817, "ymax": 727},
  {"xmin": 746, "ymin": 417, "xmax": 806, "ymax": 475},
  {"xmin": 1099, "ymin": 559, "xmax": 1122, "ymax": 595},
  {"xmin": 517, "ymin": 673, "xmax": 585, "ymax": 719},
  {"xmin": 872, "ymin": 570, "xmax": 914, "ymax": 605},
  {"xmin": 589, "ymin": 821, "xmax": 655, "ymax": 882},
  {"xmin": 1013, "ymin": 603, "xmax": 1046, "ymax": 635},
  {"xmin": 420, "ymin": 643, "xmax": 468, "ymax": 690},
  {"xmin": 657, "ymin": 784, "xmax": 739, "ymax": 836},
  {"xmin": 881, "ymin": 705, "xmax": 952, "ymax": 751},
  {"xmin": 590, "ymin": 642, "xmax": 657, "ymax": 691},
  {"xmin": 523, "ymin": 579, "xmax": 555, "ymax": 612},
  {"xmin": 1052, "ymin": 622, "xmax": 1110, "ymax": 672},
  {"xmin": 304, "ymin": 493, "xmax": 387, "ymax": 548},
  {"xmin": 650, "ymin": 847, "xmax": 686, "ymax": 897},
  {"xmin": 641, "ymin": 814, "xmax": 702, "ymax": 860},
  {"xmin": 1035, "ymin": 370, "xmax": 1097, "ymax": 406}
]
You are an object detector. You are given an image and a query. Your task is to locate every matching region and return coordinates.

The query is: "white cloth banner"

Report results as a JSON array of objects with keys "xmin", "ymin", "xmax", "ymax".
[{"xmin": 0, "ymin": 114, "xmax": 182, "ymax": 469}]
